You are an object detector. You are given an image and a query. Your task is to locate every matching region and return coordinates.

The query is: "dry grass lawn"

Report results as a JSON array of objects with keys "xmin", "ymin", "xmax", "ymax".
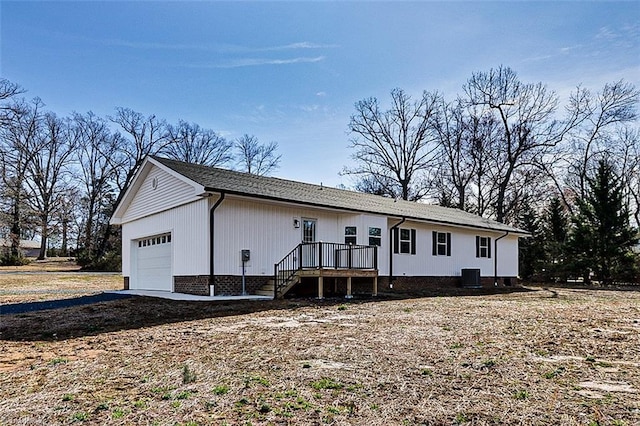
[
  {"xmin": 1, "ymin": 280, "xmax": 639, "ymax": 425},
  {"xmin": 0, "ymin": 258, "xmax": 121, "ymax": 304}
]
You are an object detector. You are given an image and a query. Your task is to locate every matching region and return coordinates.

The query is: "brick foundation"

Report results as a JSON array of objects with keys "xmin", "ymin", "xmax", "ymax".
[
  {"xmin": 174, "ymin": 275, "xmax": 211, "ymax": 296},
  {"xmin": 212, "ymin": 275, "xmax": 270, "ymax": 296},
  {"xmin": 171, "ymin": 274, "xmax": 516, "ymax": 297},
  {"xmin": 377, "ymin": 275, "xmax": 517, "ymax": 295},
  {"xmin": 123, "ymin": 276, "xmax": 130, "ymax": 290}
]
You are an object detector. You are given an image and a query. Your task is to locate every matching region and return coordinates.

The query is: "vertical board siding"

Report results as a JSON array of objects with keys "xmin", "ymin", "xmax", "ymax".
[
  {"xmin": 497, "ymin": 236, "xmax": 519, "ymax": 277},
  {"xmin": 213, "ymin": 198, "xmax": 520, "ymax": 278},
  {"xmin": 122, "ymin": 165, "xmax": 199, "ymax": 222},
  {"xmin": 122, "ymin": 199, "xmax": 209, "ymax": 277},
  {"xmin": 214, "ymin": 198, "xmax": 363, "ymax": 276},
  {"xmin": 390, "ymin": 220, "xmax": 517, "ymax": 277}
]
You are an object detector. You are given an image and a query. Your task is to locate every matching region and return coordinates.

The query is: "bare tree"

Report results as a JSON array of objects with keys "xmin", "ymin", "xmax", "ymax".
[
  {"xmin": 345, "ymin": 88, "xmax": 440, "ymax": 201},
  {"xmin": 109, "ymin": 107, "xmax": 168, "ymax": 194},
  {"xmin": 235, "ymin": 134, "xmax": 281, "ymax": 175},
  {"xmin": 0, "ymin": 97, "xmax": 44, "ymax": 259},
  {"xmin": 24, "ymin": 113, "xmax": 77, "ymax": 259},
  {"xmin": 0, "ymin": 78, "xmax": 25, "ymax": 127},
  {"xmin": 463, "ymin": 66, "xmax": 584, "ymax": 223},
  {"xmin": 162, "ymin": 120, "xmax": 233, "ymax": 167},
  {"xmin": 73, "ymin": 112, "xmax": 121, "ymax": 257},
  {"xmin": 565, "ymin": 81, "xmax": 639, "ymax": 201}
]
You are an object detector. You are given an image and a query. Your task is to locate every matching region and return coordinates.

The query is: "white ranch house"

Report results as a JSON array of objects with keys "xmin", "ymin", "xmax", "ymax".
[{"xmin": 110, "ymin": 156, "xmax": 528, "ymax": 298}]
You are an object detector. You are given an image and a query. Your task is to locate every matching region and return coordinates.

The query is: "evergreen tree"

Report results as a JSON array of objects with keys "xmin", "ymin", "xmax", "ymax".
[
  {"xmin": 567, "ymin": 159, "xmax": 638, "ymax": 284},
  {"xmin": 541, "ymin": 197, "xmax": 569, "ymax": 281},
  {"xmin": 517, "ymin": 204, "xmax": 545, "ymax": 281}
]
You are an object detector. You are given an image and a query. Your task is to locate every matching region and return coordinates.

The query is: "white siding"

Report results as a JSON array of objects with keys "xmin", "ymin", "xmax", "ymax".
[
  {"xmin": 122, "ymin": 199, "xmax": 209, "ymax": 279},
  {"xmin": 497, "ymin": 235, "xmax": 519, "ymax": 277},
  {"xmin": 122, "ymin": 165, "xmax": 200, "ymax": 223},
  {"xmin": 213, "ymin": 197, "xmax": 343, "ymax": 276},
  {"xmin": 211, "ymin": 197, "xmax": 520, "ymax": 278},
  {"xmin": 213, "ymin": 198, "xmax": 391, "ymax": 276},
  {"xmin": 390, "ymin": 220, "xmax": 518, "ymax": 277}
]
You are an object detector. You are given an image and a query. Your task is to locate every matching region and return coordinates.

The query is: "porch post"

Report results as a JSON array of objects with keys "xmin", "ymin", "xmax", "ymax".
[
  {"xmin": 346, "ymin": 276, "xmax": 353, "ymax": 299},
  {"xmin": 372, "ymin": 276, "xmax": 378, "ymax": 297},
  {"xmin": 318, "ymin": 276, "xmax": 324, "ymax": 299}
]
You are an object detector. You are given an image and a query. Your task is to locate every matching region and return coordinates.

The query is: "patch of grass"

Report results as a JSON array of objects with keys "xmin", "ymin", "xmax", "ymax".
[
  {"xmin": 258, "ymin": 403, "xmax": 271, "ymax": 413},
  {"xmin": 182, "ymin": 364, "xmax": 197, "ymax": 384},
  {"xmin": 111, "ymin": 408, "xmax": 124, "ymax": 419},
  {"xmin": 213, "ymin": 385, "xmax": 230, "ymax": 395},
  {"xmin": 245, "ymin": 375, "xmax": 270, "ymax": 387},
  {"xmin": 95, "ymin": 402, "xmax": 109, "ymax": 411},
  {"xmin": 450, "ymin": 342, "xmax": 463, "ymax": 349},
  {"xmin": 311, "ymin": 378, "xmax": 343, "ymax": 390},
  {"xmin": 421, "ymin": 368, "xmax": 433, "ymax": 376},
  {"xmin": 49, "ymin": 357, "xmax": 68, "ymax": 366},
  {"xmin": 175, "ymin": 390, "xmax": 192, "ymax": 400},
  {"xmin": 543, "ymin": 367, "xmax": 565, "ymax": 379},
  {"xmin": 337, "ymin": 304, "xmax": 348, "ymax": 311},
  {"xmin": 133, "ymin": 399, "xmax": 147, "ymax": 408},
  {"xmin": 72, "ymin": 411, "xmax": 88, "ymax": 422},
  {"xmin": 235, "ymin": 397, "xmax": 250, "ymax": 407},
  {"xmin": 514, "ymin": 389, "xmax": 529, "ymax": 400},
  {"xmin": 455, "ymin": 412, "xmax": 469, "ymax": 424},
  {"xmin": 585, "ymin": 355, "xmax": 596, "ymax": 362},
  {"xmin": 62, "ymin": 393, "xmax": 75, "ymax": 402}
]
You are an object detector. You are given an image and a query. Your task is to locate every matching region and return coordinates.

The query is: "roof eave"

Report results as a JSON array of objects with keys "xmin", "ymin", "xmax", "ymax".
[{"xmin": 203, "ymin": 186, "xmax": 527, "ymax": 235}]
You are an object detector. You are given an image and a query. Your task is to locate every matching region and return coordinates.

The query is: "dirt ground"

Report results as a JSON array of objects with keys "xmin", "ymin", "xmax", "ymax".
[{"xmin": 1, "ymin": 280, "xmax": 639, "ymax": 425}]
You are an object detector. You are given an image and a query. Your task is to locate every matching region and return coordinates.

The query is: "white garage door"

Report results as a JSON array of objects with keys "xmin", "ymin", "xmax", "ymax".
[{"xmin": 136, "ymin": 234, "xmax": 172, "ymax": 291}]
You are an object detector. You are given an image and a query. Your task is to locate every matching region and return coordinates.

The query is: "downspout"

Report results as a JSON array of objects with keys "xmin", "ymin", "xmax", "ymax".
[
  {"xmin": 209, "ymin": 192, "xmax": 226, "ymax": 295},
  {"xmin": 494, "ymin": 231, "xmax": 509, "ymax": 286},
  {"xmin": 389, "ymin": 217, "xmax": 406, "ymax": 287}
]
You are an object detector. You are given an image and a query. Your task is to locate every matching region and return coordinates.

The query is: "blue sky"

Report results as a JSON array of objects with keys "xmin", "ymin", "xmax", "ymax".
[{"xmin": 2, "ymin": 1, "xmax": 639, "ymax": 187}]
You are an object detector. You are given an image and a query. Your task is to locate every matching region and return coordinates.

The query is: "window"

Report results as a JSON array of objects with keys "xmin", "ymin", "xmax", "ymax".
[
  {"xmin": 432, "ymin": 231, "xmax": 451, "ymax": 256},
  {"xmin": 137, "ymin": 233, "xmax": 171, "ymax": 249},
  {"xmin": 368, "ymin": 227, "xmax": 381, "ymax": 246},
  {"xmin": 345, "ymin": 226, "xmax": 357, "ymax": 245},
  {"xmin": 476, "ymin": 236, "xmax": 491, "ymax": 258},
  {"xmin": 393, "ymin": 228, "xmax": 416, "ymax": 254}
]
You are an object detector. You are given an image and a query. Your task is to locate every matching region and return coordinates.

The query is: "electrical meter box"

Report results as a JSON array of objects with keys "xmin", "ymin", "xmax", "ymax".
[{"xmin": 241, "ymin": 249, "xmax": 250, "ymax": 262}]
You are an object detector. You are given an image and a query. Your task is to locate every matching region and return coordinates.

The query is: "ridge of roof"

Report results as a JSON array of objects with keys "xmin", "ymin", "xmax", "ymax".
[{"xmin": 151, "ymin": 155, "xmax": 528, "ymax": 235}]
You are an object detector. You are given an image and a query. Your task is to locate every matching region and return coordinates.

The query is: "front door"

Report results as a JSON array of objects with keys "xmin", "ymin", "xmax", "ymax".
[{"xmin": 302, "ymin": 218, "xmax": 317, "ymax": 267}]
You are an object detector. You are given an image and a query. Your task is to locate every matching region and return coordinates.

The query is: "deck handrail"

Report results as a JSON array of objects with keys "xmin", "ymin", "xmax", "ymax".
[{"xmin": 273, "ymin": 242, "xmax": 378, "ymax": 298}]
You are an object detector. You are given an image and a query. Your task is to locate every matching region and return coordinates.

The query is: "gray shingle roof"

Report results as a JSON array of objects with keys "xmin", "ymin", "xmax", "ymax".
[{"xmin": 153, "ymin": 156, "xmax": 528, "ymax": 234}]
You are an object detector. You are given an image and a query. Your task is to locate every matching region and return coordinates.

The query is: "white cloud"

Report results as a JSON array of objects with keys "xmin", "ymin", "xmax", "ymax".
[{"xmin": 185, "ymin": 56, "xmax": 326, "ymax": 69}]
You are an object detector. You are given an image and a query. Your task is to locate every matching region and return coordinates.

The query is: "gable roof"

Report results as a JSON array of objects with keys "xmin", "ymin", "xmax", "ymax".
[{"xmin": 150, "ymin": 156, "xmax": 528, "ymax": 235}]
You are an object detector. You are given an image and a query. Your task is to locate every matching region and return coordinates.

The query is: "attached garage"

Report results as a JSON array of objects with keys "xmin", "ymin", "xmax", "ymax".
[{"xmin": 133, "ymin": 233, "xmax": 173, "ymax": 291}]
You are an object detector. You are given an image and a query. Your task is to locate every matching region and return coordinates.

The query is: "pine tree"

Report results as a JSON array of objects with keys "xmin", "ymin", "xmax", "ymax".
[
  {"xmin": 567, "ymin": 160, "xmax": 638, "ymax": 284},
  {"xmin": 541, "ymin": 197, "xmax": 569, "ymax": 281},
  {"xmin": 517, "ymin": 204, "xmax": 545, "ymax": 281}
]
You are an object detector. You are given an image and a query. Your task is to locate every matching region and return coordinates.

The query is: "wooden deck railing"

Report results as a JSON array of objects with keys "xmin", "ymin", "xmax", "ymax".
[{"xmin": 274, "ymin": 242, "xmax": 378, "ymax": 298}]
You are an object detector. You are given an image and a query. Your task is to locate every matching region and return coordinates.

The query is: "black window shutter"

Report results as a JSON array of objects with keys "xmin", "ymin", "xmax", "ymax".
[
  {"xmin": 411, "ymin": 229, "xmax": 416, "ymax": 255},
  {"xmin": 488, "ymin": 237, "xmax": 492, "ymax": 258},
  {"xmin": 475, "ymin": 236, "xmax": 480, "ymax": 258},
  {"xmin": 432, "ymin": 231, "xmax": 437, "ymax": 255},
  {"xmin": 393, "ymin": 228, "xmax": 399, "ymax": 254},
  {"xmin": 446, "ymin": 232, "xmax": 451, "ymax": 256}
]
